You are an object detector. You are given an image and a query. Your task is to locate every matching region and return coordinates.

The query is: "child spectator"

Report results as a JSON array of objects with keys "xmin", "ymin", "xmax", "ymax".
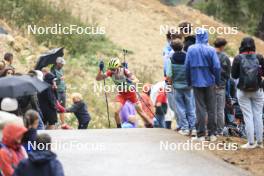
[
  {"xmin": 22, "ymin": 110, "xmax": 39, "ymax": 153},
  {"xmin": 154, "ymin": 88, "xmax": 168, "ymax": 128},
  {"xmin": 64, "ymin": 93, "xmax": 91, "ymax": 129},
  {"xmin": 0, "ymin": 124, "xmax": 28, "ymax": 176},
  {"xmin": 119, "ymin": 101, "xmax": 137, "ymax": 128},
  {"xmin": 13, "ymin": 133, "xmax": 65, "ymax": 176}
]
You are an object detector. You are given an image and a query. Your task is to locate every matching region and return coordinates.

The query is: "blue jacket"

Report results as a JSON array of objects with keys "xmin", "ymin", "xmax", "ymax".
[
  {"xmin": 185, "ymin": 28, "xmax": 221, "ymax": 87},
  {"xmin": 13, "ymin": 150, "xmax": 64, "ymax": 176}
]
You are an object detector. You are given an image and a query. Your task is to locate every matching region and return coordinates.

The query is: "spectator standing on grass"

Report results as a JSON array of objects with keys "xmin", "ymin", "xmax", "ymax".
[
  {"xmin": 166, "ymin": 39, "xmax": 196, "ymax": 136},
  {"xmin": 14, "ymin": 133, "xmax": 65, "ymax": 176},
  {"xmin": 231, "ymin": 37, "xmax": 264, "ymax": 149},
  {"xmin": 214, "ymin": 37, "xmax": 231, "ymax": 135},
  {"xmin": 178, "ymin": 21, "xmax": 196, "ymax": 52},
  {"xmin": 185, "ymin": 28, "xmax": 221, "ymax": 141},
  {"xmin": 51, "ymin": 57, "xmax": 67, "ymax": 125}
]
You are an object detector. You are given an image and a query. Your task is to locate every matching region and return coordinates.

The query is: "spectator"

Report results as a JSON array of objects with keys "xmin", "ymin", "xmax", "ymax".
[
  {"xmin": 51, "ymin": 57, "xmax": 67, "ymax": 125},
  {"xmin": 119, "ymin": 101, "xmax": 137, "ymax": 128},
  {"xmin": 178, "ymin": 21, "xmax": 196, "ymax": 52},
  {"xmin": 13, "ymin": 133, "xmax": 65, "ymax": 176},
  {"xmin": 64, "ymin": 93, "xmax": 91, "ymax": 129},
  {"xmin": 154, "ymin": 88, "xmax": 168, "ymax": 128},
  {"xmin": 166, "ymin": 39, "xmax": 196, "ymax": 136},
  {"xmin": 22, "ymin": 110, "xmax": 39, "ymax": 153},
  {"xmin": 185, "ymin": 28, "xmax": 221, "ymax": 141},
  {"xmin": 231, "ymin": 37, "xmax": 264, "ymax": 149},
  {"xmin": 214, "ymin": 37, "xmax": 231, "ymax": 135},
  {"xmin": 0, "ymin": 124, "xmax": 28, "ymax": 176},
  {"xmin": 0, "ymin": 66, "xmax": 15, "ymax": 77},
  {"xmin": 38, "ymin": 73, "xmax": 58, "ymax": 129},
  {"xmin": 140, "ymin": 83, "xmax": 155, "ymax": 127}
]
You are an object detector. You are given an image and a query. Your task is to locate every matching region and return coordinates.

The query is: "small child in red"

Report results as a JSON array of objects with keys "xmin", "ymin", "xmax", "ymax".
[{"xmin": 154, "ymin": 88, "xmax": 168, "ymax": 128}]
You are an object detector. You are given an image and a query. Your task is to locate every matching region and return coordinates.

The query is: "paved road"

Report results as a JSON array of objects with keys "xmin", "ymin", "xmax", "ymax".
[{"xmin": 42, "ymin": 129, "xmax": 251, "ymax": 176}]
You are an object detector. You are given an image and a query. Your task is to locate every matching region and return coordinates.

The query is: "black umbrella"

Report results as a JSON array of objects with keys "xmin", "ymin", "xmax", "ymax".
[
  {"xmin": 35, "ymin": 47, "xmax": 64, "ymax": 70},
  {"xmin": 0, "ymin": 75, "xmax": 49, "ymax": 98}
]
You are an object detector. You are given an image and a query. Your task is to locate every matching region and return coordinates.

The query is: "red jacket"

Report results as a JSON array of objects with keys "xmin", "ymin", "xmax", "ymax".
[{"xmin": 0, "ymin": 124, "xmax": 27, "ymax": 176}]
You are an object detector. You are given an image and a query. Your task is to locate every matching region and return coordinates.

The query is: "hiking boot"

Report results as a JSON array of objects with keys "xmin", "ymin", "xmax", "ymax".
[
  {"xmin": 178, "ymin": 129, "xmax": 190, "ymax": 136},
  {"xmin": 191, "ymin": 129, "xmax": 197, "ymax": 136},
  {"xmin": 191, "ymin": 136, "xmax": 206, "ymax": 142},
  {"xmin": 256, "ymin": 142, "xmax": 263, "ymax": 148},
  {"xmin": 209, "ymin": 135, "xmax": 217, "ymax": 142},
  {"xmin": 240, "ymin": 142, "xmax": 257, "ymax": 149}
]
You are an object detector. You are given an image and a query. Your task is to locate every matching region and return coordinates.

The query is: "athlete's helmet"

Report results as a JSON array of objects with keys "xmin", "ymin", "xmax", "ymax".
[{"xmin": 108, "ymin": 58, "xmax": 121, "ymax": 70}]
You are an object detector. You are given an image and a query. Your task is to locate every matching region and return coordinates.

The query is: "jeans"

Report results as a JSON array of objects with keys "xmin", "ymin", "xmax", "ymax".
[
  {"xmin": 174, "ymin": 89, "xmax": 196, "ymax": 131},
  {"xmin": 215, "ymin": 88, "xmax": 226, "ymax": 134},
  {"xmin": 154, "ymin": 115, "xmax": 165, "ymax": 128},
  {"xmin": 193, "ymin": 86, "xmax": 217, "ymax": 137},
  {"xmin": 237, "ymin": 89, "xmax": 264, "ymax": 144},
  {"xmin": 167, "ymin": 90, "xmax": 178, "ymax": 125}
]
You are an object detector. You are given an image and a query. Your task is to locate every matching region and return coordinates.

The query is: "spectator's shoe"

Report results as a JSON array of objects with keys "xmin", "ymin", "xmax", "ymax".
[
  {"xmin": 256, "ymin": 142, "xmax": 263, "ymax": 148},
  {"xmin": 191, "ymin": 136, "xmax": 206, "ymax": 142},
  {"xmin": 191, "ymin": 129, "xmax": 197, "ymax": 136},
  {"xmin": 209, "ymin": 135, "xmax": 217, "ymax": 142},
  {"xmin": 178, "ymin": 130, "xmax": 190, "ymax": 136},
  {"xmin": 240, "ymin": 143, "xmax": 257, "ymax": 149}
]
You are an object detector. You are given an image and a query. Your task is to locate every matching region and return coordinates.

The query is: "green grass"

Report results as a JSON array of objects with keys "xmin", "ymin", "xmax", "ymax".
[{"xmin": 0, "ymin": 0, "xmax": 119, "ymax": 128}]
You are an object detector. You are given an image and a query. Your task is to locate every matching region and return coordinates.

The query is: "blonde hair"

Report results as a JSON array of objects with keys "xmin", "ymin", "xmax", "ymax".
[{"xmin": 71, "ymin": 92, "xmax": 83, "ymax": 101}]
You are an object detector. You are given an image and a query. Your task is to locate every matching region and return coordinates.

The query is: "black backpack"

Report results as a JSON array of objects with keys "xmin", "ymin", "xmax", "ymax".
[{"xmin": 239, "ymin": 54, "xmax": 260, "ymax": 91}]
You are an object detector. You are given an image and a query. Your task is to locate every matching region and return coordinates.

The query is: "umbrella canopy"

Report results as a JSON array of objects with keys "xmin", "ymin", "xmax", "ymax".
[
  {"xmin": 0, "ymin": 75, "xmax": 49, "ymax": 98},
  {"xmin": 35, "ymin": 47, "xmax": 64, "ymax": 70}
]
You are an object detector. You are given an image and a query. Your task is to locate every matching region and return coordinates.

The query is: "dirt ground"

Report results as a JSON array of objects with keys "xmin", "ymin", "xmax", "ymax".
[{"xmin": 211, "ymin": 137, "xmax": 264, "ymax": 176}]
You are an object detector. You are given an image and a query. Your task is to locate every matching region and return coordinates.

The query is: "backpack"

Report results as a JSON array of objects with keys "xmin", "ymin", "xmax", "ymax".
[{"xmin": 239, "ymin": 54, "xmax": 260, "ymax": 91}]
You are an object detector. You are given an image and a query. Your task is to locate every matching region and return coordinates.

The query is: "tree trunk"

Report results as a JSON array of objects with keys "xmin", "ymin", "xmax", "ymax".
[{"xmin": 256, "ymin": 13, "xmax": 264, "ymax": 41}]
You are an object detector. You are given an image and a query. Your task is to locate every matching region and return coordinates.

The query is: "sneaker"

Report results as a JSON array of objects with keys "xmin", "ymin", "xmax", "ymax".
[
  {"xmin": 178, "ymin": 129, "xmax": 190, "ymax": 136},
  {"xmin": 191, "ymin": 129, "xmax": 197, "ymax": 136},
  {"xmin": 256, "ymin": 142, "xmax": 263, "ymax": 148},
  {"xmin": 191, "ymin": 136, "xmax": 206, "ymax": 142},
  {"xmin": 209, "ymin": 135, "xmax": 217, "ymax": 142},
  {"xmin": 240, "ymin": 143, "xmax": 257, "ymax": 149}
]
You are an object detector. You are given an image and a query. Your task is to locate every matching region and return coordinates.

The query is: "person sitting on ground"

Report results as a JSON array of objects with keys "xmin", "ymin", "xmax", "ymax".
[
  {"xmin": 22, "ymin": 110, "xmax": 39, "ymax": 153},
  {"xmin": 51, "ymin": 57, "xmax": 67, "ymax": 125},
  {"xmin": 96, "ymin": 57, "xmax": 153, "ymax": 128},
  {"xmin": 231, "ymin": 37, "xmax": 264, "ymax": 149},
  {"xmin": 62, "ymin": 93, "xmax": 91, "ymax": 129},
  {"xmin": 140, "ymin": 83, "xmax": 155, "ymax": 126},
  {"xmin": 13, "ymin": 133, "xmax": 65, "ymax": 176},
  {"xmin": 214, "ymin": 37, "xmax": 231, "ymax": 136},
  {"xmin": 119, "ymin": 101, "xmax": 137, "ymax": 128},
  {"xmin": 38, "ymin": 73, "xmax": 58, "ymax": 130},
  {"xmin": 166, "ymin": 39, "xmax": 196, "ymax": 136},
  {"xmin": 154, "ymin": 88, "xmax": 168, "ymax": 128},
  {"xmin": 0, "ymin": 124, "xmax": 28, "ymax": 176}
]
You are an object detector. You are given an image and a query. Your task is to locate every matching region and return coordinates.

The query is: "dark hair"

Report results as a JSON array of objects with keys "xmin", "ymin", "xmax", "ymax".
[
  {"xmin": 2, "ymin": 66, "xmax": 15, "ymax": 76},
  {"xmin": 239, "ymin": 37, "xmax": 256, "ymax": 53},
  {"xmin": 171, "ymin": 31, "xmax": 183, "ymax": 40},
  {"xmin": 4, "ymin": 53, "xmax": 13, "ymax": 62},
  {"xmin": 36, "ymin": 133, "xmax": 52, "ymax": 151},
  {"xmin": 178, "ymin": 22, "xmax": 192, "ymax": 34},
  {"xmin": 214, "ymin": 37, "xmax": 227, "ymax": 48},
  {"xmin": 28, "ymin": 70, "xmax": 37, "ymax": 77},
  {"xmin": 166, "ymin": 31, "xmax": 171, "ymax": 40},
  {"xmin": 24, "ymin": 110, "xmax": 39, "ymax": 128},
  {"xmin": 170, "ymin": 39, "xmax": 183, "ymax": 52}
]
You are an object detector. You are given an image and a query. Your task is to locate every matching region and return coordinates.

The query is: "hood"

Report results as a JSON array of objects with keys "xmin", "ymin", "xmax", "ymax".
[
  {"xmin": 2, "ymin": 124, "xmax": 27, "ymax": 150},
  {"xmin": 195, "ymin": 28, "xmax": 208, "ymax": 44},
  {"xmin": 44, "ymin": 73, "xmax": 56, "ymax": 85},
  {"xmin": 29, "ymin": 150, "xmax": 57, "ymax": 164},
  {"xmin": 239, "ymin": 37, "xmax": 256, "ymax": 53}
]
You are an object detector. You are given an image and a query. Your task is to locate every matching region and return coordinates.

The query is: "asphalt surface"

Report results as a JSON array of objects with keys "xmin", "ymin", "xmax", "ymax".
[{"xmin": 42, "ymin": 128, "xmax": 251, "ymax": 176}]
